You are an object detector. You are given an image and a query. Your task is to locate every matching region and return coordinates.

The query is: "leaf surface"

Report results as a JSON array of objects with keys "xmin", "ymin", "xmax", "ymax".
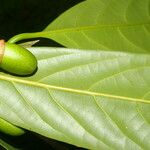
[
  {"xmin": 42, "ymin": 0, "xmax": 150, "ymax": 52},
  {"xmin": 0, "ymin": 47, "xmax": 150, "ymax": 150}
]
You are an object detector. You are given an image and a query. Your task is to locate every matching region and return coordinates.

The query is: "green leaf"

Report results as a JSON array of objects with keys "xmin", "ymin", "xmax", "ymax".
[
  {"xmin": 0, "ymin": 47, "xmax": 150, "ymax": 149},
  {"xmin": 8, "ymin": 0, "xmax": 150, "ymax": 53},
  {"xmin": 43, "ymin": 0, "xmax": 150, "ymax": 52}
]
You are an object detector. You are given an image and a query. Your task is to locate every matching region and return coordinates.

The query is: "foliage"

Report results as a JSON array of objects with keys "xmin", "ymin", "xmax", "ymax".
[{"xmin": 0, "ymin": 0, "xmax": 150, "ymax": 149}]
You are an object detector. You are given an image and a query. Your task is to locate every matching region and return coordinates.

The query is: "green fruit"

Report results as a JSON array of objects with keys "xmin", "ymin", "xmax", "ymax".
[
  {"xmin": 0, "ymin": 40, "xmax": 37, "ymax": 75},
  {"xmin": 0, "ymin": 118, "xmax": 24, "ymax": 136}
]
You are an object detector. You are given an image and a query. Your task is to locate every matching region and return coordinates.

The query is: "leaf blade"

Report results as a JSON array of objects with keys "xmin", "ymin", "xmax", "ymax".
[
  {"xmin": 0, "ymin": 47, "xmax": 150, "ymax": 149},
  {"xmin": 43, "ymin": 0, "xmax": 150, "ymax": 52}
]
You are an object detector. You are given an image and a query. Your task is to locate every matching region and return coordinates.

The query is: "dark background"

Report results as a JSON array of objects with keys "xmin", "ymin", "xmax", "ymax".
[
  {"xmin": 0, "ymin": 0, "xmax": 85, "ymax": 149},
  {"xmin": 0, "ymin": 0, "xmax": 83, "ymax": 45}
]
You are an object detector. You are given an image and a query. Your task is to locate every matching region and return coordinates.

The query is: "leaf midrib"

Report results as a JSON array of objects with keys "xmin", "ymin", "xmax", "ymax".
[
  {"xmin": 0, "ymin": 75, "xmax": 149, "ymax": 104},
  {"xmin": 44, "ymin": 22, "xmax": 150, "ymax": 34},
  {"xmin": 8, "ymin": 22, "xmax": 150, "ymax": 43}
]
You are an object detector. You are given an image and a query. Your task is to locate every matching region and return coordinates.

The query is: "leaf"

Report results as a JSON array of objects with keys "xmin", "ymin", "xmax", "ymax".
[
  {"xmin": 0, "ymin": 47, "xmax": 150, "ymax": 149},
  {"xmin": 43, "ymin": 0, "xmax": 150, "ymax": 53}
]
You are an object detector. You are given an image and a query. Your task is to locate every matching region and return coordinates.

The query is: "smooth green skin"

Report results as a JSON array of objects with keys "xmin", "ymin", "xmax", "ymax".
[
  {"xmin": 0, "ymin": 118, "xmax": 24, "ymax": 136},
  {"xmin": 0, "ymin": 43, "xmax": 36, "ymax": 136},
  {"xmin": 0, "ymin": 43, "xmax": 37, "ymax": 75}
]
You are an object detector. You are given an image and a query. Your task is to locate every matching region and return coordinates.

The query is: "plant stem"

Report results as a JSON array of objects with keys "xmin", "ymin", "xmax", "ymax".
[{"xmin": 8, "ymin": 32, "xmax": 49, "ymax": 44}]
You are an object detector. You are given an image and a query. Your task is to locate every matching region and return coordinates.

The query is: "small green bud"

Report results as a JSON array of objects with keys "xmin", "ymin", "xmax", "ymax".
[{"xmin": 0, "ymin": 40, "xmax": 37, "ymax": 75}]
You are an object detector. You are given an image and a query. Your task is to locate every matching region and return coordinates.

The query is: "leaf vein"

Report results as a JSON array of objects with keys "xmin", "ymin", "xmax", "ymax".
[
  {"xmin": 48, "ymin": 89, "xmax": 111, "ymax": 148},
  {"xmin": 38, "ymin": 56, "xmax": 125, "ymax": 82},
  {"xmin": 93, "ymin": 96, "xmax": 143, "ymax": 149},
  {"xmin": 88, "ymin": 66, "xmax": 150, "ymax": 91},
  {"xmin": 0, "ymin": 75, "xmax": 149, "ymax": 104}
]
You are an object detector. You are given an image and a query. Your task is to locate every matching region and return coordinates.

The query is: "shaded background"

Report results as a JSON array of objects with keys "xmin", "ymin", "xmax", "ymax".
[
  {"xmin": 0, "ymin": 0, "xmax": 85, "ymax": 149},
  {"xmin": 0, "ymin": 0, "xmax": 83, "ymax": 46}
]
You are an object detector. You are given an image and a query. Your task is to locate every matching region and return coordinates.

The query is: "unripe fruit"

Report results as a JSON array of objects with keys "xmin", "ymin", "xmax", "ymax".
[
  {"xmin": 0, "ymin": 118, "xmax": 24, "ymax": 136},
  {"xmin": 0, "ymin": 40, "xmax": 37, "ymax": 75}
]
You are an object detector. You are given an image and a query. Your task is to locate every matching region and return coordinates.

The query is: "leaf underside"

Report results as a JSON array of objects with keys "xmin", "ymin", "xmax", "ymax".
[
  {"xmin": 0, "ymin": 47, "xmax": 150, "ymax": 150},
  {"xmin": 0, "ymin": 0, "xmax": 150, "ymax": 149}
]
